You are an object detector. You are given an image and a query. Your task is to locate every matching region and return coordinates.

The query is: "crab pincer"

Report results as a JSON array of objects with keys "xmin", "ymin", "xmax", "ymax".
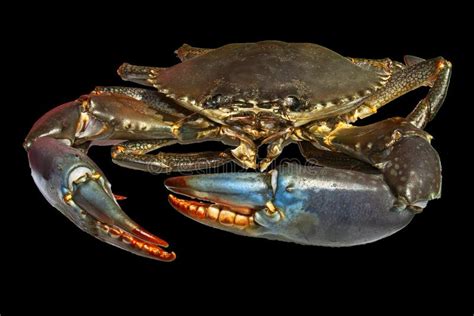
[
  {"xmin": 27, "ymin": 136, "xmax": 175, "ymax": 261},
  {"xmin": 165, "ymin": 164, "xmax": 416, "ymax": 246}
]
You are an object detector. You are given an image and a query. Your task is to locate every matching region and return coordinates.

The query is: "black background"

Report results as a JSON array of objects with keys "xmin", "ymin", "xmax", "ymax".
[{"xmin": 4, "ymin": 3, "xmax": 471, "ymax": 312}]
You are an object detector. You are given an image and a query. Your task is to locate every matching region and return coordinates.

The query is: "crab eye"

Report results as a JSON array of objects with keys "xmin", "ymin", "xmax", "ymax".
[
  {"xmin": 285, "ymin": 96, "xmax": 302, "ymax": 111},
  {"xmin": 204, "ymin": 94, "xmax": 223, "ymax": 109}
]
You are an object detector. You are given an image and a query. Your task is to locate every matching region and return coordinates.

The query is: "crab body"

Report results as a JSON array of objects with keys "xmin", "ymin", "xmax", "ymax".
[
  {"xmin": 140, "ymin": 42, "xmax": 386, "ymax": 124},
  {"xmin": 25, "ymin": 41, "xmax": 451, "ymax": 260}
]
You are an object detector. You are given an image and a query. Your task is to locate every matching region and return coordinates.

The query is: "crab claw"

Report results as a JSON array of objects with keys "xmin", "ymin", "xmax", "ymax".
[
  {"xmin": 27, "ymin": 137, "xmax": 175, "ymax": 261},
  {"xmin": 166, "ymin": 164, "xmax": 416, "ymax": 246}
]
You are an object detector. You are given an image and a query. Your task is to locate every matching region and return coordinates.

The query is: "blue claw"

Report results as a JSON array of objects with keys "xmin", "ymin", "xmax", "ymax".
[
  {"xmin": 165, "ymin": 172, "xmax": 273, "ymax": 209},
  {"xmin": 27, "ymin": 137, "xmax": 175, "ymax": 261},
  {"xmin": 166, "ymin": 164, "xmax": 416, "ymax": 246}
]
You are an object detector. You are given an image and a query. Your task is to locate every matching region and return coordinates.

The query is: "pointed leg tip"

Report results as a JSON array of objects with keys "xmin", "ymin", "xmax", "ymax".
[{"xmin": 113, "ymin": 194, "xmax": 128, "ymax": 201}]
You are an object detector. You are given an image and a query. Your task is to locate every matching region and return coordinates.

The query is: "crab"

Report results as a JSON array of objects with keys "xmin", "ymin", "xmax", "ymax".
[{"xmin": 24, "ymin": 41, "xmax": 450, "ymax": 261}]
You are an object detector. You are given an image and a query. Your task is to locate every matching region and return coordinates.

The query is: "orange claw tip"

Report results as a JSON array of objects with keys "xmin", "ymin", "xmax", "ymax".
[
  {"xmin": 123, "ymin": 231, "xmax": 175, "ymax": 261},
  {"xmin": 113, "ymin": 194, "xmax": 128, "ymax": 201},
  {"xmin": 154, "ymin": 251, "xmax": 176, "ymax": 262},
  {"xmin": 136, "ymin": 243, "xmax": 176, "ymax": 262},
  {"xmin": 143, "ymin": 242, "xmax": 176, "ymax": 261},
  {"xmin": 132, "ymin": 227, "xmax": 170, "ymax": 248}
]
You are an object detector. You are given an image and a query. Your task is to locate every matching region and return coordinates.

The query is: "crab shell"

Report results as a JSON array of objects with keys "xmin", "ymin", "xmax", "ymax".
[{"xmin": 146, "ymin": 41, "xmax": 390, "ymax": 127}]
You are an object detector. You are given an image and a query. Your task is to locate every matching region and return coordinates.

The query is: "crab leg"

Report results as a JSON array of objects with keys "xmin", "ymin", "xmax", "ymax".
[
  {"xmin": 27, "ymin": 136, "xmax": 175, "ymax": 261},
  {"xmin": 322, "ymin": 117, "xmax": 441, "ymax": 212},
  {"xmin": 111, "ymin": 139, "xmax": 232, "ymax": 173},
  {"xmin": 349, "ymin": 57, "xmax": 406, "ymax": 73},
  {"xmin": 165, "ymin": 164, "xmax": 415, "ymax": 246},
  {"xmin": 347, "ymin": 56, "xmax": 451, "ymax": 129},
  {"xmin": 24, "ymin": 88, "xmax": 232, "ymax": 260}
]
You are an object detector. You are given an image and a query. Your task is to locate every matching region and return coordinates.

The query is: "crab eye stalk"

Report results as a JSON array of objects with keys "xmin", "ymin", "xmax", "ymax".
[
  {"xmin": 285, "ymin": 96, "xmax": 302, "ymax": 111},
  {"xmin": 204, "ymin": 94, "xmax": 223, "ymax": 109}
]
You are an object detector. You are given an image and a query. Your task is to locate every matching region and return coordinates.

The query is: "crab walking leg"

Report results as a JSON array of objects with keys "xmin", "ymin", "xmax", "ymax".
[
  {"xmin": 322, "ymin": 117, "xmax": 441, "ymax": 212},
  {"xmin": 349, "ymin": 57, "xmax": 406, "ymax": 73},
  {"xmin": 175, "ymin": 44, "xmax": 214, "ymax": 61},
  {"xmin": 346, "ymin": 57, "xmax": 451, "ymax": 128},
  {"xmin": 116, "ymin": 64, "xmax": 162, "ymax": 87},
  {"xmin": 406, "ymin": 62, "xmax": 451, "ymax": 128},
  {"xmin": 111, "ymin": 139, "xmax": 233, "ymax": 173},
  {"xmin": 24, "ymin": 89, "xmax": 220, "ymax": 260},
  {"xmin": 93, "ymin": 86, "xmax": 195, "ymax": 118}
]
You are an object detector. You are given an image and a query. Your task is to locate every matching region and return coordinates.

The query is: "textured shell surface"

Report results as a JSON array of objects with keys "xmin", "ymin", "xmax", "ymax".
[{"xmin": 152, "ymin": 41, "xmax": 386, "ymax": 109}]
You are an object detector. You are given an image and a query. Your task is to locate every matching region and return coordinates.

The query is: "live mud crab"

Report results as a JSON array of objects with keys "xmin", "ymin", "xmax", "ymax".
[{"xmin": 24, "ymin": 41, "xmax": 451, "ymax": 261}]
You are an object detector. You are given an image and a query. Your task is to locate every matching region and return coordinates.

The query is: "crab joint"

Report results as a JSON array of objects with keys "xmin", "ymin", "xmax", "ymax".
[
  {"xmin": 78, "ymin": 95, "xmax": 91, "ymax": 112},
  {"xmin": 385, "ymin": 130, "xmax": 403, "ymax": 148},
  {"xmin": 264, "ymin": 200, "xmax": 285, "ymax": 220},
  {"xmin": 63, "ymin": 192, "xmax": 73, "ymax": 203}
]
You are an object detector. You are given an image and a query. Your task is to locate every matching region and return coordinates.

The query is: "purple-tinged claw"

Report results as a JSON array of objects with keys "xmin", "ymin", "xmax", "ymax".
[
  {"xmin": 27, "ymin": 137, "xmax": 175, "ymax": 261},
  {"xmin": 166, "ymin": 164, "xmax": 416, "ymax": 246}
]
